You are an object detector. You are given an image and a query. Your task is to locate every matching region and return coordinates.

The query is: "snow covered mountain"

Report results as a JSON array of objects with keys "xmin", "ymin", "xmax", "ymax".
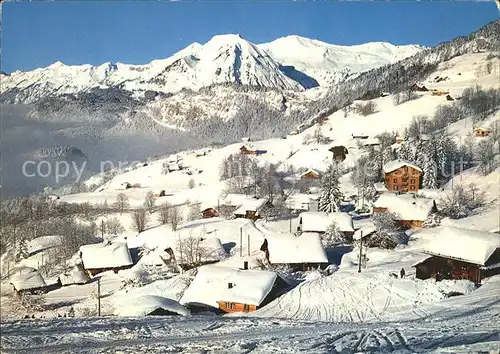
[
  {"xmin": 259, "ymin": 36, "xmax": 425, "ymax": 86},
  {"xmin": 0, "ymin": 34, "xmax": 423, "ymax": 104}
]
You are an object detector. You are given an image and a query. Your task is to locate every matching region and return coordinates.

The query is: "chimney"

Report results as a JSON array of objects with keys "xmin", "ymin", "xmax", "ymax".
[
  {"xmin": 228, "ymin": 282, "xmax": 233, "ymax": 289},
  {"xmin": 243, "ymin": 261, "xmax": 248, "ymax": 270}
]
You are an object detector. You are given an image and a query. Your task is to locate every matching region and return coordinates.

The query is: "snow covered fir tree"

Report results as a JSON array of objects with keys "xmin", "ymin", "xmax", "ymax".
[{"xmin": 318, "ymin": 163, "xmax": 344, "ymax": 213}]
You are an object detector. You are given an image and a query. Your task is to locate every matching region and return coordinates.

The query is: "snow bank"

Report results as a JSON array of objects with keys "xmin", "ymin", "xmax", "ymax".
[
  {"xmin": 114, "ymin": 295, "xmax": 190, "ymax": 317},
  {"xmin": 180, "ymin": 265, "xmax": 277, "ymax": 308},
  {"xmin": 10, "ymin": 267, "xmax": 46, "ymax": 291},
  {"xmin": 248, "ymin": 272, "xmax": 476, "ymax": 322},
  {"xmin": 80, "ymin": 242, "xmax": 133, "ymax": 269},
  {"xmin": 27, "ymin": 235, "xmax": 61, "ymax": 254}
]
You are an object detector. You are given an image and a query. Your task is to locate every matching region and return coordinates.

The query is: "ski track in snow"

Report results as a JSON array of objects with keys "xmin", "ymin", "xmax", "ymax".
[{"xmin": 1, "ymin": 315, "xmax": 498, "ymax": 353}]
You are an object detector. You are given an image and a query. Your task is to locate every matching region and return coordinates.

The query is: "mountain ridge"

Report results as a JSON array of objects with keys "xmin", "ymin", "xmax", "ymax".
[{"xmin": 0, "ymin": 34, "xmax": 424, "ymax": 104}]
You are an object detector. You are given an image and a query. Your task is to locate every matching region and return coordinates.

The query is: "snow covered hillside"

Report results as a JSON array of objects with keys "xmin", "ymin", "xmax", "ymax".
[{"xmin": 1, "ymin": 34, "xmax": 424, "ymax": 104}]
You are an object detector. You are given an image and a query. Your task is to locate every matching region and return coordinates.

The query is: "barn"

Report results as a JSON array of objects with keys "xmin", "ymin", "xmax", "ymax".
[
  {"xmin": 383, "ymin": 159, "xmax": 422, "ymax": 193},
  {"xmin": 372, "ymin": 193, "xmax": 434, "ymax": 229},
  {"xmin": 297, "ymin": 212, "xmax": 354, "ymax": 240},
  {"xmin": 413, "ymin": 227, "xmax": 500, "ymax": 284},
  {"xmin": 79, "ymin": 242, "xmax": 134, "ymax": 276},
  {"xmin": 260, "ymin": 232, "xmax": 328, "ymax": 270},
  {"xmin": 180, "ymin": 265, "xmax": 289, "ymax": 313}
]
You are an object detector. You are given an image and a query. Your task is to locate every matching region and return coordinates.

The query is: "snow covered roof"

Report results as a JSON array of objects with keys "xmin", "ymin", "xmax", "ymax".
[
  {"xmin": 353, "ymin": 223, "xmax": 377, "ymax": 240},
  {"xmin": 422, "ymin": 226, "xmax": 500, "ymax": 266},
  {"xmin": 298, "ymin": 212, "xmax": 354, "ymax": 233},
  {"xmin": 383, "ymin": 159, "xmax": 422, "ymax": 174},
  {"xmin": 10, "ymin": 267, "xmax": 46, "ymax": 291},
  {"xmin": 285, "ymin": 193, "xmax": 320, "ymax": 210},
  {"xmin": 299, "ymin": 169, "xmax": 321, "ymax": 178},
  {"xmin": 180, "ymin": 265, "xmax": 278, "ymax": 307},
  {"xmin": 115, "ymin": 295, "xmax": 190, "ymax": 317},
  {"xmin": 80, "ymin": 242, "xmax": 133, "ymax": 269},
  {"xmin": 373, "ymin": 193, "xmax": 433, "ymax": 221},
  {"xmin": 373, "ymin": 182, "xmax": 388, "ymax": 192},
  {"xmin": 233, "ymin": 198, "xmax": 269, "ymax": 215},
  {"xmin": 27, "ymin": 235, "xmax": 61, "ymax": 255},
  {"xmin": 59, "ymin": 267, "xmax": 89, "ymax": 286},
  {"xmin": 265, "ymin": 232, "xmax": 328, "ymax": 264},
  {"xmin": 363, "ymin": 138, "xmax": 380, "ymax": 146}
]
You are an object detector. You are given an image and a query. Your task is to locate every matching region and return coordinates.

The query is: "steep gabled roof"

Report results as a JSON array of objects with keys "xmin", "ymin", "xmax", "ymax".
[
  {"xmin": 383, "ymin": 159, "xmax": 422, "ymax": 174},
  {"xmin": 233, "ymin": 198, "xmax": 269, "ymax": 215},
  {"xmin": 10, "ymin": 267, "xmax": 46, "ymax": 291}
]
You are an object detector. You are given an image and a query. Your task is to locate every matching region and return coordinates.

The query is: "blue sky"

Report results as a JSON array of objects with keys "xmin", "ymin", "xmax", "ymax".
[{"xmin": 2, "ymin": 1, "xmax": 499, "ymax": 73}]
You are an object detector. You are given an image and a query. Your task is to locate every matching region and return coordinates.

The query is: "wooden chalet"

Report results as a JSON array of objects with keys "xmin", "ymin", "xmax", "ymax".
[
  {"xmin": 382, "ymin": 159, "xmax": 422, "ymax": 193},
  {"xmin": 201, "ymin": 207, "xmax": 219, "ymax": 218},
  {"xmin": 260, "ymin": 232, "xmax": 328, "ymax": 271},
  {"xmin": 372, "ymin": 193, "xmax": 434, "ymax": 229},
  {"xmin": 328, "ymin": 145, "xmax": 349, "ymax": 162},
  {"xmin": 79, "ymin": 242, "xmax": 133, "ymax": 276},
  {"xmin": 9, "ymin": 267, "xmax": 50, "ymax": 296},
  {"xmin": 233, "ymin": 197, "xmax": 269, "ymax": 221},
  {"xmin": 395, "ymin": 136, "xmax": 405, "ymax": 144},
  {"xmin": 239, "ymin": 145, "xmax": 255, "ymax": 155},
  {"xmin": 297, "ymin": 212, "xmax": 354, "ymax": 240},
  {"xmin": 474, "ymin": 127, "xmax": 490, "ymax": 137},
  {"xmin": 410, "ymin": 84, "xmax": 429, "ymax": 92},
  {"xmin": 413, "ymin": 227, "xmax": 500, "ymax": 284},
  {"xmin": 299, "ymin": 169, "xmax": 321, "ymax": 180},
  {"xmin": 180, "ymin": 265, "xmax": 289, "ymax": 314}
]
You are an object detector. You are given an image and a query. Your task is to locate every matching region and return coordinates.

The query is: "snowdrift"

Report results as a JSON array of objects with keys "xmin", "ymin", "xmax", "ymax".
[
  {"xmin": 248, "ymin": 272, "xmax": 476, "ymax": 322},
  {"xmin": 114, "ymin": 295, "xmax": 190, "ymax": 317}
]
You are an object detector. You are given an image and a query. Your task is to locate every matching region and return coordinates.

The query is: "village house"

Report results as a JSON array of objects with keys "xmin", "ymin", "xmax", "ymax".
[
  {"xmin": 233, "ymin": 197, "xmax": 269, "ymax": 221},
  {"xmin": 79, "ymin": 242, "xmax": 134, "ymax": 276},
  {"xmin": 59, "ymin": 265, "xmax": 89, "ymax": 286},
  {"xmin": 9, "ymin": 266, "xmax": 50, "ymax": 296},
  {"xmin": 328, "ymin": 145, "xmax": 349, "ymax": 162},
  {"xmin": 260, "ymin": 232, "xmax": 329, "ymax": 271},
  {"xmin": 285, "ymin": 193, "xmax": 320, "ymax": 212},
  {"xmin": 297, "ymin": 212, "xmax": 355, "ymax": 240},
  {"xmin": 382, "ymin": 159, "xmax": 422, "ymax": 193},
  {"xmin": 351, "ymin": 133, "xmax": 369, "ymax": 139},
  {"xmin": 363, "ymin": 138, "xmax": 381, "ymax": 147},
  {"xmin": 353, "ymin": 222, "xmax": 377, "ymax": 242},
  {"xmin": 201, "ymin": 207, "xmax": 219, "ymax": 218},
  {"xmin": 395, "ymin": 136, "xmax": 405, "ymax": 144},
  {"xmin": 372, "ymin": 193, "xmax": 434, "ymax": 229},
  {"xmin": 239, "ymin": 145, "xmax": 256, "ymax": 155},
  {"xmin": 413, "ymin": 227, "xmax": 500, "ymax": 284},
  {"xmin": 299, "ymin": 169, "xmax": 321, "ymax": 180},
  {"xmin": 474, "ymin": 127, "xmax": 490, "ymax": 137},
  {"xmin": 373, "ymin": 182, "xmax": 389, "ymax": 195},
  {"xmin": 180, "ymin": 265, "xmax": 289, "ymax": 313}
]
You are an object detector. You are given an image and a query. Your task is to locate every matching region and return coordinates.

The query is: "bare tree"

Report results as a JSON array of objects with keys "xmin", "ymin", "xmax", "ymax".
[
  {"xmin": 113, "ymin": 193, "xmax": 129, "ymax": 214},
  {"xmin": 144, "ymin": 191, "xmax": 156, "ymax": 213},
  {"xmin": 170, "ymin": 207, "xmax": 181, "ymax": 231},
  {"xmin": 367, "ymin": 212, "xmax": 405, "ymax": 249},
  {"xmin": 175, "ymin": 234, "xmax": 215, "ymax": 268},
  {"xmin": 132, "ymin": 209, "xmax": 149, "ymax": 233},
  {"xmin": 439, "ymin": 184, "xmax": 485, "ymax": 219},
  {"xmin": 106, "ymin": 217, "xmax": 125, "ymax": 235},
  {"xmin": 476, "ymin": 138, "xmax": 498, "ymax": 174},
  {"xmin": 158, "ymin": 202, "xmax": 170, "ymax": 225},
  {"xmin": 355, "ymin": 101, "xmax": 377, "ymax": 116},
  {"xmin": 187, "ymin": 203, "xmax": 201, "ymax": 221}
]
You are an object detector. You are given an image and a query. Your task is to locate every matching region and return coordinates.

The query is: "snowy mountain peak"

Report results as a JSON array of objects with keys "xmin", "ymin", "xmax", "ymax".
[{"xmin": 0, "ymin": 33, "xmax": 426, "ymax": 103}]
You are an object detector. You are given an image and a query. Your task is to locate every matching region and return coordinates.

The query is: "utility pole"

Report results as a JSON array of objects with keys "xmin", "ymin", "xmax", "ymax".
[
  {"xmin": 97, "ymin": 277, "xmax": 101, "ymax": 316},
  {"xmin": 358, "ymin": 231, "xmax": 363, "ymax": 273},
  {"xmin": 240, "ymin": 226, "xmax": 243, "ymax": 257},
  {"xmin": 101, "ymin": 220, "xmax": 105, "ymax": 238},
  {"xmin": 289, "ymin": 217, "xmax": 292, "ymax": 233},
  {"xmin": 247, "ymin": 232, "xmax": 250, "ymax": 256}
]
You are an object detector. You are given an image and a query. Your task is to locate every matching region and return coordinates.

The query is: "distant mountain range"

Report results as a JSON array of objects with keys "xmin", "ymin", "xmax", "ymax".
[{"xmin": 0, "ymin": 34, "xmax": 424, "ymax": 103}]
